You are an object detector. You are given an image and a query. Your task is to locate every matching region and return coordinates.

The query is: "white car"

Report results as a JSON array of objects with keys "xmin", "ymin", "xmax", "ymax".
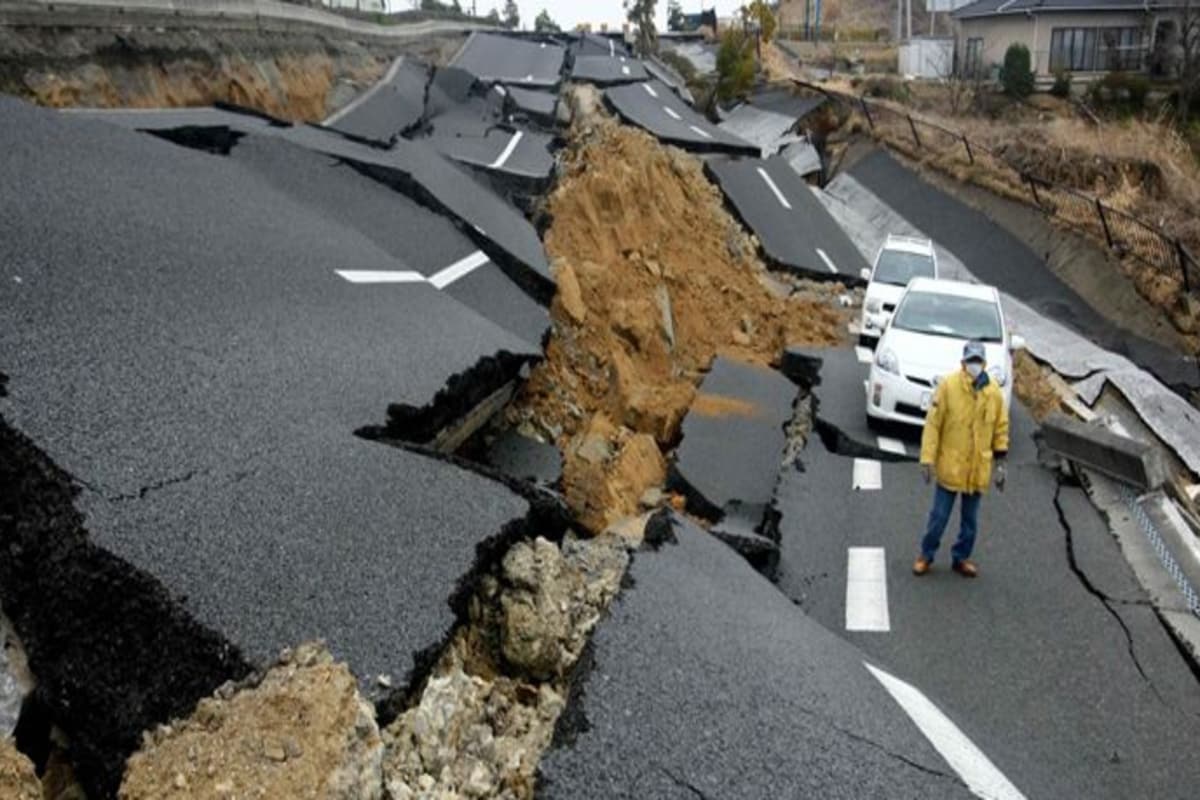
[
  {"xmin": 866, "ymin": 277, "xmax": 1024, "ymax": 429},
  {"xmin": 860, "ymin": 234, "xmax": 938, "ymax": 345}
]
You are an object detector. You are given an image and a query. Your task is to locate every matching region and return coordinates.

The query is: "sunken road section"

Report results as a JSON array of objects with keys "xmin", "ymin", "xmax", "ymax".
[{"xmin": 0, "ymin": 96, "xmax": 548, "ymax": 797}]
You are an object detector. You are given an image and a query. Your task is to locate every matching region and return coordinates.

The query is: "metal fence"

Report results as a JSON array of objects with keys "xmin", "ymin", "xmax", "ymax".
[{"xmin": 848, "ymin": 92, "xmax": 1199, "ymax": 297}]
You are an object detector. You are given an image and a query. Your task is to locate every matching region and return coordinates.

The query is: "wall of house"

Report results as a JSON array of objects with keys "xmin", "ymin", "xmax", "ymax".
[{"xmin": 957, "ymin": 10, "xmax": 1152, "ymax": 76}]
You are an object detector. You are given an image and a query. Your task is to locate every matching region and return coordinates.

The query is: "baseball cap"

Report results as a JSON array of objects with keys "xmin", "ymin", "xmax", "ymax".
[{"xmin": 962, "ymin": 340, "xmax": 986, "ymax": 362}]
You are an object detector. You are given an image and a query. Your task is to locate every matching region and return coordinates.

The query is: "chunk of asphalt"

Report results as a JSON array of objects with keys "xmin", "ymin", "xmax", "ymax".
[
  {"xmin": 604, "ymin": 79, "xmax": 759, "ymax": 155},
  {"xmin": 643, "ymin": 55, "xmax": 695, "ymax": 105},
  {"xmin": 325, "ymin": 57, "xmax": 429, "ymax": 144},
  {"xmin": 569, "ymin": 32, "xmax": 630, "ymax": 58},
  {"xmin": 706, "ymin": 155, "xmax": 870, "ymax": 282},
  {"xmin": 539, "ymin": 514, "xmax": 969, "ymax": 799},
  {"xmin": 1041, "ymin": 414, "xmax": 1166, "ymax": 491},
  {"xmin": 847, "ymin": 149, "xmax": 1199, "ymax": 394},
  {"xmin": 483, "ymin": 429, "xmax": 563, "ymax": 487},
  {"xmin": 569, "ymin": 55, "xmax": 649, "ymax": 85},
  {"xmin": 503, "ymin": 85, "xmax": 560, "ymax": 126},
  {"xmin": 228, "ymin": 133, "xmax": 548, "ymax": 347},
  {"xmin": 717, "ymin": 104, "xmax": 798, "ymax": 156},
  {"xmin": 450, "ymin": 32, "xmax": 566, "ymax": 87},
  {"xmin": 667, "ymin": 357, "xmax": 796, "ymax": 562},
  {"xmin": 1, "ymin": 98, "xmax": 539, "ymax": 796}
]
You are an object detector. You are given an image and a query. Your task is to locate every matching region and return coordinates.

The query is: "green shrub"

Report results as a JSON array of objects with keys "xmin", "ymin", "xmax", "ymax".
[
  {"xmin": 1088, "ymin": 72, "xmax": 1151, "ymax": 114},
  {"xmin": 715, "ymin": 28, "xmax": 756, "ymax": 102},
  {"xmin": 1000, "ymin": 43, "xmax": 1034, "ymax": 98},
  {"xmin": 1050, "ymin": 69, "xmax": 1071, "ymax": 98},
  {"xmin": 860, "ymin": 75, "xmax": 910, "ymax": 103}
]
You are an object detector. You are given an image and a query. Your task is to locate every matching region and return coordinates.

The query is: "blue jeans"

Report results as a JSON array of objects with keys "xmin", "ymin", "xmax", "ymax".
[{"xmin": 921, "ymin": 484, "xmax": 982, "ymax": 564}]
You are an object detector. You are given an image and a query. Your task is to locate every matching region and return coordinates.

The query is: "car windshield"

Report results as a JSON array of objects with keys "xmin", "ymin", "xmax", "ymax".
[
  {"xmin": 873, "ymin": 249, "xmax": 936, "ymax": 286},
  {"xmin": 892, "ymin": 291, "xmax": 1003, "ymax": 342}
]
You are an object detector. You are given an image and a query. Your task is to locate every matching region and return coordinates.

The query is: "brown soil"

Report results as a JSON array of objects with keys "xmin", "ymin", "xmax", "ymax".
[
  {"xmin": 510, "ymin": 107, "xmax": 849, "ymax": 532},
  {"xmin": 1013, "ymin": 350, "xmax": 1064, "ymax": 422},
  {"xmin": 119, "ymin": 643, "xmax": 382, "ymax": 800},
  {"xmin": 0, "ymin": 739, "xmax": 41, "ymax": 800},
  {"xmin": 690, "ymin": 392, "xmax": 764, "ymax": 418}
]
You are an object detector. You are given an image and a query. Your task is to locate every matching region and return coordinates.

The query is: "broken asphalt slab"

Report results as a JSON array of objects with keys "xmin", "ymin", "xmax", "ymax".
[
  {"xmin": 569, "ymin": 55, "xmax": 647, "ymax": 85},
  {"xmin": 538, "ymin": 514, "xmax": 975, "ymax": 799},
  {"xmin": 667, "ymin": 357, "xmax": 796, "ymax": 566},
  {"xmin": 0, "ymin": 98, "xmax": 541, "ymax": 795},
  {"xmin": 450, "ymin": 32, "xmax": 565, "ymax": 87},
  {"xmin": 605, "ymin": 79, "xmax": 758, "ymax": 155},
  {"xmin": 847, "ymin": 149, "xmax": 1199, "ymax": 393},
  {"xmin": 426, "ymin": 126, "xmax": 556, "ymax": 185},
  {"xmin": 707, "ymin": 155, "xmax": 870, "ymax": 281},
  {"xmin": 775, "ymin": 442, "xmax": 1200, "ymax": 800},
  {"xmin": 324, "ymin": 57, "xmax": 429, "ymax": 144},
  {"xmin": 501, "ymin": 85, "xmax": 560, "ymax": 126}
]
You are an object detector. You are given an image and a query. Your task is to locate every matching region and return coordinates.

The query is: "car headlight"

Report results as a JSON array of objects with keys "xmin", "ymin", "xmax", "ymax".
[
  {"xmin": 989, "ymin": 365, "xmax": 1007, "ymax": 387},
  {"xmin": 865, "ymin": 297, "xmax": 883, "ymax": 313},
  {"xmin": 875, "ymin": 347, "xmax": 900, "ymax": 375}
]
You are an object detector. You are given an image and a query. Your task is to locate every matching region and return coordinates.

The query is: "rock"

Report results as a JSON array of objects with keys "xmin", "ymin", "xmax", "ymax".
[
  {"xmin": 731, "ymin": 328, "xmax": 751, "ymax": 346},
  {"xmin": 573, "ymin": 433, "xmax": 612, "ymax": 465},
  {"xmin": 1, "ymin": 614, "xmax": 32, "ymax": 739},
  {"xmin": 639, "ymin": 487, "xmax": 666, "ymax": 509},
  {"xmin": 120, "ymin": 642, "xmax": 383, "ymax": 800},
  {"xmin": 655, "ymin": 284, "xmax": 676, "ymax": 350},
  {"xmin": 609, "ymin": 345, "xmax": 695, "ymax": 445},
  {"xmin": 500, "ymin": 538, "xmax": 580, "ymax": 679},
  {"xmin": 553, "ymin": 260, "xmax": 587, "ymax": 324},
  {"xmin": 0, "ymin": 739, "xmax": 42, "ymax": 800}
]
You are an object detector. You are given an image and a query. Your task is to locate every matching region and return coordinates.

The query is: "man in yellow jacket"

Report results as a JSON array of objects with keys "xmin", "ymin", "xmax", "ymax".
[{"xmin": 913, "ymin": 340, "xmax": 1010, "ymax": 578}]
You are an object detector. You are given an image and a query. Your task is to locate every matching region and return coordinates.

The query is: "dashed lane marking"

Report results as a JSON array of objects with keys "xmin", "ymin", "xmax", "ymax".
[
  {"xmin": 428, "ymin": 250, "xmax": 491, "ymax": 290},
  {"xmin": 688, "ymin": 124, "xmax": 713, "ymax": 139},
  {"xmin": 815, "ymin": 247, "xmax": 839, "ymax": 274},
  {"xmin": 488, "ymin": 131, "xmax": 524, "ymax": 170},
  {"xmin": 855, "ymin": 346, "xmax": 873, "ymax": 364},
  {"xmin": 335, "ymin": 270, "xmax": 426, "ymax": 284},
  {"xmin": 609, "ymin": 39, "xmax": 615, "ymax": 57},
  {"xmin": 852, "ymin": 459, "xmax": 882, "ymax": 491},
  {"xmin": 756, "ymin": 167, "xmax": 792, "ymax": 210},
  {"xmin": 622, "ymin": 65, "xmax": 631, "ymax": 75},
  {"xmin": 865, "ymin": 664, "xmax": 1028, "ymax": 800},
  {"xmin": 877, "ymin": 437, "xmax": 907, "ymax": 456},
  {"xmin": 642, "ymin": 83, "xmax": 659, "ymax": 98},
  {"xmin": 663, "ymin": 106, "xmax": 682, "ymax": 120},
  {"xmin": 323, "ymin": 56, "xmax": 404, "ymax": 125},
  {"xmin": 846, "ymin": 547, "xmax": 890, "ymax": 632}
]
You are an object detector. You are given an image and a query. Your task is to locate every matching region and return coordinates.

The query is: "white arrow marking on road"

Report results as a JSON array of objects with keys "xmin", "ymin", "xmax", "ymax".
[
  {"xmin": 815, "ymin": 247, "xmax": 839, "ymax": 274},
  {"xmin": 756, "ymin": 167, "xmax": 792, "ymax": 210},
  {"xmin": 846, "ymin": 547, "xmax": 890, "ymax": 632},
  {"xmin": 489, "ymin": 131, "xmax": 524, "ymax": 170},
  {"xmin": 428, "ymin": 250, "xmax": 491, "ymax": 289},
  {"xmin": 855, "ymin": 346, "xmax": 874, "ymax": 364},
  {"xmin": 335, "ymin": 270, "xmax": 426, "ymax": 284},
  {"xmin": 663, "ymin": 106, "xmax": 682, "ymax": 120},
  {"xmin": 642, "ymin": 83, "xmax": 659, "ymax": 98},
  {"xmin": 852, "ymin": 458, "xmax": 882, "ymax": 491},
  {"xmin": 688, "ymin": 124, "xmax": 712, "ymax": 139},
  {"xmin": 864, "ymin": 663, "xmax": 1028, "ymax": 800},
  {"xmin": 877, "ymin": 436, "xmax": 907, "ymax": 455}
]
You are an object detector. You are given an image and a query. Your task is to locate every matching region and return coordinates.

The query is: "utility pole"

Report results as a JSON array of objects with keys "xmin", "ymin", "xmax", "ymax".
[
  {"xmin": 896, "ymin": 0, "xmax": 902, "ymax": 42},
  {"xmin": 906, "ymin": 0, "xmax": 912, "ymax": 41}
]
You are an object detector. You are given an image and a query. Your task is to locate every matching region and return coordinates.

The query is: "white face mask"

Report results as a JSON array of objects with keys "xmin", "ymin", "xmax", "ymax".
[{"xmin": 965, "ymin": 362, "xmax": 984, "ymax": 379}]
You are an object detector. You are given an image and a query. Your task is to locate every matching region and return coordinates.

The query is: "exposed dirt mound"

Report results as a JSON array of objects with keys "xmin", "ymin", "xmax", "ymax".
[
  {"xmin": 120, "ymin": 643, "xmax": 382, "ymax": 800},
  {"xmin": 1013, "ymin": 350, "xmax": 1065, "ymax": 422},
  {"xmin": 510, "ymin": 115, "xmax": 848, "ymax": 531}
]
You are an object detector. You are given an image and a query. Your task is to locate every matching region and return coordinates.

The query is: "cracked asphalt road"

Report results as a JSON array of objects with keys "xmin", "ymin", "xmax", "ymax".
[{"xmin": 776, "ymin": 362, "xmax": 1200, "ymax": 799}]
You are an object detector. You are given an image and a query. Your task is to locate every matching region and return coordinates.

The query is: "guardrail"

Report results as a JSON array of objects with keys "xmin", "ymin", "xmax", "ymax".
[{"xmin": 845, "ymin": 90, "xmax": 1199, "ymax": 299}]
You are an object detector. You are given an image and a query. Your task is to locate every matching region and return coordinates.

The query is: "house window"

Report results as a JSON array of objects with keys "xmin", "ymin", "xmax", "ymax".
[
  {"xmin": 1049, "ymin": 27, "xmax": 1143, "ymax": 72},
  {"xmin": 963, "ymin": 37, "xmax": 984, "ymax": 78}
]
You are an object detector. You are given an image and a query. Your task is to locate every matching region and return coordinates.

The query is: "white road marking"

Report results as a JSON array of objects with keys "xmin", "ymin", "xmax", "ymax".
[
  {"xmin": 864, "ymin": 663, "xmax": 1028, "ymax": 800},
  {"xmin": 852, "ymin": 458, "xmax": 882, "ymax": 491},
  {"xmin": 855, "ymin": 346, "xmax": 874, "ymax": 364},
  {"xmin": 846, "ymin": 548, "xmax": 890, "ymax": 632},
  {"xmin": 524, "ymin": 73, "xmax": 535, "ymax": 81},
  {"xmin": 663, "ymin": 106, "xmax": 682, "ymax": 120},
  {"xmin": 428, "ymin": 250, "xmax": 490, "ymax": 290},
  {"xmin": 323, "ymin": 56, "xmax": 404, "ymax": 125},
  {"xmin": 756, "ymin": 167, "xmax": 792, "ymax": 210},
  {"xmin": 609, "ymin": 39, "xmax": 615, "ymax": 57},
  {"xmin": 688, "ymin": 124, "xmax": 712, "ymax": 139},
  {"xmin": 877, "ymin": 436, "xmax": 907, "ymax": 455},
  {"xmin": 642, "ymin": 83, "xmax": 659, "ymax": 98},
  {"xmin": 335, "ymin": 270, "xmax": 427, "ymax": 284},
  {"xmin": 488, "ymin": 131, "xmax": 524, "ymax": 170},
  {"xmin": 493, "ymin": 85, "xmax": 508, "ymax": 96},
  {"xmin": 622, "ymin": 65, "xmax": 631, "ymax": 76},
  {"xmin": 815, "ymin": 247, "xmax": 839, "ymax": 274}
]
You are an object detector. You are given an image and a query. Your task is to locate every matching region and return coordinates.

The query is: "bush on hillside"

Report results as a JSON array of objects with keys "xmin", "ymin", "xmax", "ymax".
[
  {"xmin": 1050, "ymin": 69, "xmax": 1072, "ymax": 98},
  {"xmin": 1000, "ymin": 43, "xmax": 1034, "ymax": 98}
]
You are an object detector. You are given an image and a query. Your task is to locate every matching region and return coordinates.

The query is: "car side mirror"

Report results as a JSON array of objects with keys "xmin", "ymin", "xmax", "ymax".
[
  {"xmin": 860, "ymin": 268, "xmax": 871, "ymax": 281},
  {"xmin": 1010, "ymin": 334, "xmax": 1026, "ymax": 352}
]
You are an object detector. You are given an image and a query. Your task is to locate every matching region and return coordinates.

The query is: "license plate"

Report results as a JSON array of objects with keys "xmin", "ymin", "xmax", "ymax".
[{"xmin": 920, "ymin": 392, "xmax": 932, "ymax": 411}]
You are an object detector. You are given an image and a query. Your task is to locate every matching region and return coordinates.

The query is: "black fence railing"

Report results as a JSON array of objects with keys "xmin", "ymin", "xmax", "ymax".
[{"xmin": 844, "ymin": 90, "xmax": 1198, "ymax": 298}]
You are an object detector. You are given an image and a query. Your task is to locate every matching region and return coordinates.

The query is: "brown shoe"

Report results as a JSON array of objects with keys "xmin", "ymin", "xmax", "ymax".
[
  {"xmin": 953, "ymin": 560, "xmax": 979, "ymax": 578},
  {"xmin": 912, "ymin": 557, "xmax": 931, "ymax": 576}
]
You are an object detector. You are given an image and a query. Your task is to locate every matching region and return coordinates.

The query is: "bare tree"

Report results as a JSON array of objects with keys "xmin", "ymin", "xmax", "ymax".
[
  {"xmin": 625, "ymin": 0, "xmax": 658, "ymax": 57},
  {"xmin": 1180, "ymin": 0, "xmax": 1200, "ymax": 124}
]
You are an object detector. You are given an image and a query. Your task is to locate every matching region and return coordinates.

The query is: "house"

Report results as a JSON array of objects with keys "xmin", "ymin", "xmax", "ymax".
[
  {"xmin": 951, "ymin": 0, "xmax": 1186, "ymax": 80},
  {"xmin": 322, "ymin": 0, "xmax": 386, "ymax": 12}
]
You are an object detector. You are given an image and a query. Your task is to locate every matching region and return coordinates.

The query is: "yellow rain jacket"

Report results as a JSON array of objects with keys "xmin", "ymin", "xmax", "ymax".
[{"xmin": 919, "ymin": 368, "xmax": 1010, "ymax": 495}]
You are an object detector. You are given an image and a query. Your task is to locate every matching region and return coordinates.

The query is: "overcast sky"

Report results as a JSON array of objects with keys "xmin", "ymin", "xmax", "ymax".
[{"xmin": 454, "ymin": 2, "xmax": 745, "ymax": 30}]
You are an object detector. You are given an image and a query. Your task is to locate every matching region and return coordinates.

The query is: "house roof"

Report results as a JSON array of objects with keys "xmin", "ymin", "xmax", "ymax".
[{"xmin": 953, "ymin": 0, "xmax": 1174, "ymax": 19}]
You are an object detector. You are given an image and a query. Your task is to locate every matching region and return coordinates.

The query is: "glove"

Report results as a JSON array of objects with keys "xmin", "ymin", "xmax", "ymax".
[
  {"xmin": 920, "ymin": 464, "xmax": 932, "ymax": 485},
  {"xmin": 994, "ymin": 464, "xmax": 1007, "ymax": 492}
]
